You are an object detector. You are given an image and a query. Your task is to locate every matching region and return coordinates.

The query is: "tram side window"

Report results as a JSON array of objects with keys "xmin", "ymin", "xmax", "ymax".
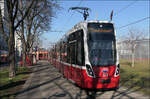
[
  {"xmin": 67, "ymin": 44, "xmax": 70, "ymax": 63},
  {"xmin": 39, "ymin": 54, "xmax": 42, "ymax": 57},
  {"xmin": 70, "ymin": 33, "xmax": 76, "ymax": 64},
  {"xmin": 70, "ymin": 43, "xmax": 76, "ymax": 64},
  {"xmin": 63, "ymin": 44, "xmax": 67, "ymax": 62},
  {"xmin": 52, "ymin": 49, "xmax": 55, "ymax": 58},
  {"xmin": 67, "ymin": 33, "xmax": 76, "ymax": 64},
  {"xmin": 57, "ymin": 46, "xmax": 61, "ymax": 60},
  {"xmin": 67, "ymin": 30, "xmax": 84, "ymax": 65},
  {"xmin": 60, "ymin": 44, "xmax": 65, "ymax": 62},
  {"xmin": 55, "ymin": 47, "xmax": 58, "ymax": 59},
  {"xmin": 77, "ymin": 30, "xmax": 84, "ymax": 66},
  {"xmin": 77, "ymin": 41, "xmax": 82, "ymax": 65},
  {"xmin": 60, "ymin": 45, "xmax": 62, "ymax": 61}
]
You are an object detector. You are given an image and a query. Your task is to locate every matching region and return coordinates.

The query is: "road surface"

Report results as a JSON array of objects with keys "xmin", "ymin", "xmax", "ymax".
[{"xmin": 16, "ymin": 60, "xmax": 149, "ymax": 99}]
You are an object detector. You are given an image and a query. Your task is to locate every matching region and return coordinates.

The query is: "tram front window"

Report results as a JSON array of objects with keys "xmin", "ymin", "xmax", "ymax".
[
  {"xmin": 87, "ymin": 23, "xmax": 116, "ymax": 66},
  {"xmin": 88, "ymin": 40, "xmax": 116, "ymax": 66}
]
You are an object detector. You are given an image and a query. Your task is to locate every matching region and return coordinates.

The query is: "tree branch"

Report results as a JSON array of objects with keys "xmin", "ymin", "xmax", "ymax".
[
  {"xmin": 13, "ymin": 0, "xmax": 18, "ymax": 21},
  {"xmin": 14, "ymin": 0, "xmax": 36, "ymax": 30}
]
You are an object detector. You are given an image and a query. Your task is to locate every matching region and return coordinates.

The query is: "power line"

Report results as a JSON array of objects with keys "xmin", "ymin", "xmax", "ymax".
[
  {"xmin": 53, "ymin": 0, "xmax": 84, "ymax": 41},
  {"xmin": 117, "ymin": 16, "xmax": 150, "ymax": 29},
  {"xmin": 50, "ymin": 30, "xmax": 66, "ymax": 32},
  {"xmin": 114, "ymin": 0, "xmax": 138, "ymax": 17},
  {"xmin": 63, "ymin": 0, "xmax": 83, "ymax": 28}
]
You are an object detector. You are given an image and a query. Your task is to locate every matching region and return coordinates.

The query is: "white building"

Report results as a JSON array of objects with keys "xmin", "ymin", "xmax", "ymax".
[
  {"xmin": 15, "ymin": 33, "xmax": 22, "ymax": 57},
  {"xmin": 117, "ymin": 39, "xmax": 150, "ymax": 59},
  {"xmin": 0, "ymin": 0, "xmax": 5, "ymax": 16}
]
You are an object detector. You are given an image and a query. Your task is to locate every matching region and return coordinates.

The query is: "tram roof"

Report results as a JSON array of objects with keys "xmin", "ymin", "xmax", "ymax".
[
  {"xmin": 66, "ymin": 20, "xmax": 113, "ymax": 36},
  {"xmin": 57, "ymin": 20, "xmax": 114, "ymax": 44}
]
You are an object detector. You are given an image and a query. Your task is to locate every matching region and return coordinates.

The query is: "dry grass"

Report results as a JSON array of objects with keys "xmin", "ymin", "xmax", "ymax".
[
  {"xmin": 120, "ymin": 59, "xmax": 150, "ymax": 96},
  {"xmin": 0, "ymin": 67, "xmax": 32, "ymax": 99}
]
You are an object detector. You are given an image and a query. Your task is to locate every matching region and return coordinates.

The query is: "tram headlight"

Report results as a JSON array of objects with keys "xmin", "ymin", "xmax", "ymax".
[
  {"xmin": 115, "ymin": 64, "xmax": 120, "ymax": 77},
  {"xmin": 86, "ymin": 64, "xmax": 95, "ymax": 77}
]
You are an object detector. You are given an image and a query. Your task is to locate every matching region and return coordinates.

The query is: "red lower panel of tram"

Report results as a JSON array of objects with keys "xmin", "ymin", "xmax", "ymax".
[{"xmin": 50, "ymin": 59, "xmax": 119, "ymax": 89}]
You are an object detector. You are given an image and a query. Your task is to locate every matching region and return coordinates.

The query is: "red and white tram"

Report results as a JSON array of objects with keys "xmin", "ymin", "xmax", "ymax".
[{"xmin": 49, "ymin": 20, "xmax": 120, "ymax": 90}]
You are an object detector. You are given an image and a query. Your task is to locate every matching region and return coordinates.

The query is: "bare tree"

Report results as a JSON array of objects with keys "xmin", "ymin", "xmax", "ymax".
[
  {"xmin": 123, "ymin": 27, "xmax": 146, "ymax": 67},
  {"xmin": 0, "ymin": 0, "xmax": 35, "ymax": 77},
  {"xmin": 16, "ymin": 0, "xmax": 59, "ymax": 66}
]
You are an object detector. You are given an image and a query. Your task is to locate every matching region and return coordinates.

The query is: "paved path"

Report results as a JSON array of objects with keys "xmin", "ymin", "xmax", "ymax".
[
  {"xmin": 0, "ymin": 63, "xmax": 9, "ymax": 71},
  {"xmin": 16, "ymin": 60, "xmax": 149, "ymax": 99}
]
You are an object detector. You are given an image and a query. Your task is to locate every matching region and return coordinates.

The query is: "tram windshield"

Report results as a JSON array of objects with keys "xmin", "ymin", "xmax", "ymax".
[{"xmin": 87, "ymin": 23, "xmax": 116, "ymax": 66}]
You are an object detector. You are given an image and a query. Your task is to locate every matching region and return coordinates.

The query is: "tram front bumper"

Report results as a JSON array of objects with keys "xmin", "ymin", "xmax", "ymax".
[{"xmin": 83, "ymin": 77, "xmax": 119, "ymax": 89}]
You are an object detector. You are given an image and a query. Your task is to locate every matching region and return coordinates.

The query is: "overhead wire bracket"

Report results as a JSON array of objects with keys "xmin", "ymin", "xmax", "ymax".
[{"xmin": 69, "ymin": 7, "xmax": 91, "ymax": 21}]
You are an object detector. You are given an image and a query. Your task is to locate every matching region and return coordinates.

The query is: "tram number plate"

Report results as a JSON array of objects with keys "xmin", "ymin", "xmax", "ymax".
[{"xmin": 101, "ymin": 79, "xmax": 111, "ymax": 84}]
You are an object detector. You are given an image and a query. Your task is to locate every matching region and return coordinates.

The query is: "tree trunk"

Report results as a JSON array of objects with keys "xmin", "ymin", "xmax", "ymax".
[
  {"xmin": 22, "ymin": 42, "xmax": 26, "ymax": 67},
  {"xmin": 8, "ymin": 24, "xmax": 16, "ymax": 78},
  {"xmin": 131, "ymin": 52, "xmax": 135, "ymax": 67}
]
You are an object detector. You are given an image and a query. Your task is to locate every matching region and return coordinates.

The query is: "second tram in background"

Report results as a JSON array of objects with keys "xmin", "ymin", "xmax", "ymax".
[{"xmin": 49, "ymin": 20, "xmax": 120, "ymax": 90}]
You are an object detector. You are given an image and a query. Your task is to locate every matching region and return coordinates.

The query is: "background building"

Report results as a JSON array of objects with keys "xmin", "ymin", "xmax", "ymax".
[
  {"xmin": 117, "ymin": 39, "xmax": 150, "ymax": 60},
  {"xmin": 15, "ymin": 33, "xmax": 22, "ymax": 57},
  {"xmin": 0, "ymin": 0, "xmax": 8, "ymax": 56}
]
